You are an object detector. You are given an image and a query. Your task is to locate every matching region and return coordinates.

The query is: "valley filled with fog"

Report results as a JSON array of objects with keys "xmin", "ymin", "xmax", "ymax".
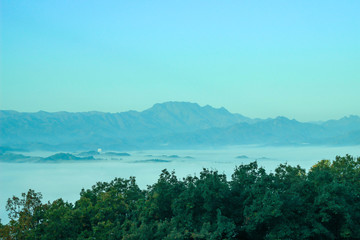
[
  {"xmin": 1, "ymin": 145, "xmax": 360, "ymax": 224},
  {"xmin": 2, "ymin": 1, "xmax": 360, "ymax": 238}
]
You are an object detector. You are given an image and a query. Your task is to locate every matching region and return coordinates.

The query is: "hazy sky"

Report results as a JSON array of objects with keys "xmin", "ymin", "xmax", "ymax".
[{"xmin": 1, "ymin": 1, "xmax": 359, "ymax": 121}]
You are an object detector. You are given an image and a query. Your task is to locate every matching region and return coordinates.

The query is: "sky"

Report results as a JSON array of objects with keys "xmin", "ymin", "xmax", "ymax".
[{"xmin": 1, "ymin": 0, "xmax": 359, "ymax": 121}]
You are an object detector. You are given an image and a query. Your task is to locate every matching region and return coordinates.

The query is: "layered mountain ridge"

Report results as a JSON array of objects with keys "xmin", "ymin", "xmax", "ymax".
[{"xmin": 1, "ymin": 102, "xmax": 359, "ymax": 151}]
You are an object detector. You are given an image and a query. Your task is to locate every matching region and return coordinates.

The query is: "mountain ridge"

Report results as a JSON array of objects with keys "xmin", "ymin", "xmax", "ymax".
[{"xmin": 1, "ymin": 102, "xmax": 359, "ymax": 151}]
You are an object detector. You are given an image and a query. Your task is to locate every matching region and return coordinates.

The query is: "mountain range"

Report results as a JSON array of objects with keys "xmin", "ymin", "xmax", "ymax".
[{"xmin": 1, "ymin": 102, "xmax": 360, "ymax": 151}]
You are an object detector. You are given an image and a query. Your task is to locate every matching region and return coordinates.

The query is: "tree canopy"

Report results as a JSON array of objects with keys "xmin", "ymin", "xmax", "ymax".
[{"xmin": 1, "ymin": 155, "xmax": 360, "ymax": 239}]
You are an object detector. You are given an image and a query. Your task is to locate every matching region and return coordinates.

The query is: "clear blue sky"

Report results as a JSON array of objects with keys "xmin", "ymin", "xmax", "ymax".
[{"xmin": 1, "ymin": 1, "xmax": 359, "ymax": 121}]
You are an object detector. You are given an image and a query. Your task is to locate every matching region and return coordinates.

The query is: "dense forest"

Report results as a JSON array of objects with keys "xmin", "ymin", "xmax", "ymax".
[{"xmin": 1, "ymin": 155, "xmax": 360, "ymax": 239}]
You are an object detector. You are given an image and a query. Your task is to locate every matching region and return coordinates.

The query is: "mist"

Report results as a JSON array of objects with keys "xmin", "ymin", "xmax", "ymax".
[{"xmin": 2, "ymin": 145, "xmax": 360, "ymax": 224}]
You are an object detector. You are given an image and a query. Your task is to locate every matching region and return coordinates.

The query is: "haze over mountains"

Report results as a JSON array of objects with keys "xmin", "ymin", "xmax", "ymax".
[{"xmin": 1, "ymin": 102, "xmax": 360, "ymax": 151}]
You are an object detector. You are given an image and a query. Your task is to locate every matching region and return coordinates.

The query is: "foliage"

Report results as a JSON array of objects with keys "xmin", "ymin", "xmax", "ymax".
[{"xmin": 1, "ymin": 155, "xmax": 360, "ymax": 239}]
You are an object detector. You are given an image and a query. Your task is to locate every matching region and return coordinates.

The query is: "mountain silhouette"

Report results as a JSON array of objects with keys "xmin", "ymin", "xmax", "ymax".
[{"xmin": 1, "ymin": 102, "xmax": 359, "ymax": 150}]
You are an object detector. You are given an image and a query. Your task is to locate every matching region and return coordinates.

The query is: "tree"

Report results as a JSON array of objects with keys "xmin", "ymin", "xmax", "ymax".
[
  {"xmin": 2, "ymin": 156, "xmax": 360, "ymax": 239},
  {"xmin": 3, "ymin": 189, "xmax": 45, "ymax": 239}
]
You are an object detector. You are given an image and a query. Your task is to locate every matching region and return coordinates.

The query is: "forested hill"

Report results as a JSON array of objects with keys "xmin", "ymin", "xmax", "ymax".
[
  {"xmin": 1, "ymin": 155, "xmax": 360, "ymax": 239},
  {"xmin": 1, "ymin": 102, "xmax": 360, "ymax": 150}
]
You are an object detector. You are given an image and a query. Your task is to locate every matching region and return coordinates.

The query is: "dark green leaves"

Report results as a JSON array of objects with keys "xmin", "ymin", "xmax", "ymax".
[{"xmin": 1, "ymin": 155, "xmax": 360, "ymax": 239}]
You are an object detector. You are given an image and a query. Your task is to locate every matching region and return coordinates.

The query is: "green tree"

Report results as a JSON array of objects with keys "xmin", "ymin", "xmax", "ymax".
[
  {"xmin": 3, "ymin": 189, "xmax": 45, "ymax": 239},
  {"xmin": 40, "ymin": 199, "xmax": 78, "ymax": 239}
]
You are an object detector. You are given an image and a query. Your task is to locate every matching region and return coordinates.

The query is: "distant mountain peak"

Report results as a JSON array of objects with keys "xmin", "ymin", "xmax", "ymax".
[
  {"xmin": 275, "ymin": 116, "xmax": 289, "ymax": 120},
  {"xmin": 340, "ymin": 115, "xmax": 360, "ymax": 120},
  {"xmin": 152, "ymin": 101, "xmax": 202, "ymax": 108},
  {"xmin": 144, "ymin": 101, "xmax": 228, "ymax": 114},
  {"xmin": 274, "ymin": 116, "xmax": 299, "ymax": 122}
]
